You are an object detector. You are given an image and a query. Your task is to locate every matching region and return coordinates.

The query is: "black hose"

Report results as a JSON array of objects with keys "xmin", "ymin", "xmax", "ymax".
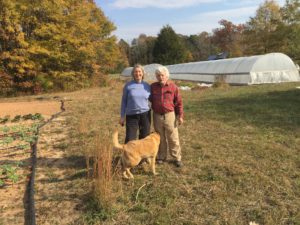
[{"xmin": 26, "ymin": 100, "xmax": 65, "ymax": 225}]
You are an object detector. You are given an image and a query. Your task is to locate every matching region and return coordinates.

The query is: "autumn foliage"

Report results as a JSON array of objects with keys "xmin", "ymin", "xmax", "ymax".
[
  {"xmin": 121, "ymin": 0, "xmax": 300, "ymax": 67},
  {"xmin": 0, "ymin": 0, "xmax": 127, "ymax": 95}
]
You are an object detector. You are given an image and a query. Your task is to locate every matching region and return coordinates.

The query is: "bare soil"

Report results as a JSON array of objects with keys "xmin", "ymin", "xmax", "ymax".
[
  {"xmin": 0, "ymin": 101, "xmax": 60, "ymax": 118},
  {"xmin": 0, "ymin": 99, "xmax": 85, "ymax": 224}
]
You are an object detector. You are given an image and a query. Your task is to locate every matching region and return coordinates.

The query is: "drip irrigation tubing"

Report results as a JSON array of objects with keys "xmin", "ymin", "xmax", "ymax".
[
  {"xmin": 0, "ymin": 131, "xmax": 33, "ymax": 138},
  {"xmin": 0, "ymin": 145, "xmax": 29, "ymax": 151},
  {"xmin": 26, "ymin": 101, "xmax": 65, "ymax": 225}
]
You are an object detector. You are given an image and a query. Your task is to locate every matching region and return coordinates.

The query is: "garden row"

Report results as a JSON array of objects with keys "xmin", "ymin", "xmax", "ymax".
[{"xmin": 0, "ymin": 115, "xmax": 43, "ymax": 187}]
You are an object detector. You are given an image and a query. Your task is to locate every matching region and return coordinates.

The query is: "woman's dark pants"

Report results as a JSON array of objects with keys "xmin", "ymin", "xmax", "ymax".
[{"xmin": 125, "ymin": 111, "xmax": 151, "ymax": 143}]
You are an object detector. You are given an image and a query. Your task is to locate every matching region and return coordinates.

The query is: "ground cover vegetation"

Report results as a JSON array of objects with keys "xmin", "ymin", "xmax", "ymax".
[
  {"xmin": 0, "ymin": 79, "xmax": 299, "ymax": 224},
  {"xmin": 62, "ymin": 79, "xmax": 299, "ymax": 225}
]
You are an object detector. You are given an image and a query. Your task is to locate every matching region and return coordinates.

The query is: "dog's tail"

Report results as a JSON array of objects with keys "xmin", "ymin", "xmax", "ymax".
[{"xmin": 112, "ymin": 130, "xmax": 124, "ymax": 150}]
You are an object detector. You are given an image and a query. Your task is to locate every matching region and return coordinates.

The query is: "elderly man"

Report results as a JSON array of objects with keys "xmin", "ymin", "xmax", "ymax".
[{"xmin": 150, "ymin": 66, "xmax": 183, "ymax": 167}]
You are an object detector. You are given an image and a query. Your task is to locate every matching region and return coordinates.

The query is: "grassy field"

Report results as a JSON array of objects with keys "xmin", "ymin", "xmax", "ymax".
[
  {"xmin": 1, "ymin": 79, "xmax": 299, "ymax": 224},
  {"xmin": 62, "ymin": 80, "xmax": 299, "ymax": 225}
]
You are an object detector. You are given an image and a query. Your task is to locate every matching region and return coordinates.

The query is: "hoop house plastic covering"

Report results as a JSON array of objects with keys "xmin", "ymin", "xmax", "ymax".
[
  {"xmin": 121, "ymin": 64, "xmax": 163, "ymax": 81},
  {"xmin": 166, "ymin": 53, "xmax": 299, "ymax": 85}
]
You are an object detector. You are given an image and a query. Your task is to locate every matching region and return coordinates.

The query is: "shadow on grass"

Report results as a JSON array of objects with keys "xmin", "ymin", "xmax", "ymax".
[
  {"xmin": 189, "ymin": 89, "xmax": 300, "ymax": 132},
  {"xmin": 81, "ymin": 193, "xmax": 113, "ymax": 224},
  {"xmin": 32, "ymin": 155, "xmax": 86, "ymax": 184},
  {"xmin": 36, "ymin": 155, "xmax": 86, "ymax": 169}
]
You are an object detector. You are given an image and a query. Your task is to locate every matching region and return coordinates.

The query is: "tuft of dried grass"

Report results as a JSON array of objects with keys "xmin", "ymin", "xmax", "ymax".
[
  {"xmin": 77, "ymin": 116, "xmax": 93, "ymax": 177},
  {"xmin": 213, "ymin": 75, "xmax": 229, "ymax": 88},
  {"xmin": 92, "ymin": 132, "xmax": 114, "ymax": 210}
]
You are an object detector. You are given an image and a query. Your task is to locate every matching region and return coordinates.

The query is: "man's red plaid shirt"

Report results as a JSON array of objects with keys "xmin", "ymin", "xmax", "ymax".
[{"xmin": 150, "ymin": 81, "xmax": 183, "ymax": 118}]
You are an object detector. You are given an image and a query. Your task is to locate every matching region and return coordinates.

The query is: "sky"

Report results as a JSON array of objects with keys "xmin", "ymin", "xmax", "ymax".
[{"xmin": 95, "ymin": 0, "xmax": 285, "ymax": 43}]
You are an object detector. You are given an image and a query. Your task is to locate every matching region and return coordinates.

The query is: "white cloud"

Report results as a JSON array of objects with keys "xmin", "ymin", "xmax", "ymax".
[
  {"xmin": 111, "ymin": 0, "xmax": 222, "ymax": 9},
  {"xmin": 110, "ymin": 1, "xmax": 287, "ymax": 41},
  {"xmin": 226, "ymin": 0, "xmax": 286, "ymax": 7},
  {"xmin": 114, "ymin": 6, "xmax": 259, "ymax": 41},
  {"xmin": 113, "ymin": 24, "xmax": 162, "ymax": 42},
  {"xmin": 171, "ymin": 6, "xmax": 258, "ymax": 35},
  {"xmin": 196, "ymin": 6, "xmax": 258, "ymax": 23}
]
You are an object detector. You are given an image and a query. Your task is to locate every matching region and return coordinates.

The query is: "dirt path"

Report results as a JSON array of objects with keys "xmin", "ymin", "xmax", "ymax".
[
  {"xmin": 34, "ymin": 114, "xmax": 86, "ymax": 224},
  {"xmin": 0, "ymin": 101, "xmax": 60, "ymax": 118}
]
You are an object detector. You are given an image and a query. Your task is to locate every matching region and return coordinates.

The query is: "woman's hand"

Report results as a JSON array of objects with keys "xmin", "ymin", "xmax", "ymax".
[{"xmin": 119, "ymin": 117, "xmax": 125, "ymax": 126}]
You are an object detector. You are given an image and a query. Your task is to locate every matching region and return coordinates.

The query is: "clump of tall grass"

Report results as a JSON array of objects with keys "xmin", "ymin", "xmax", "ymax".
[
  {"xmin": 92, "ymin": 132, "xmax": 114, "ymax": 210},
  {"xmin": 77, "ymin": 116, "xmax": 93, "ymax": 177},
  {"xmin": 77, "ymin": 116, "xmax": 120, "ymax": 219},
  {"xmin": 213, "ymin": 75, "xmax": 229, "ymax": 88}
]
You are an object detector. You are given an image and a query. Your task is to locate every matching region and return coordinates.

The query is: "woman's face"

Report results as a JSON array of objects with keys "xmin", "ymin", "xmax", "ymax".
[{"xmin": 133, "ymin": 67, "xmax": 143, "ymax": 82}]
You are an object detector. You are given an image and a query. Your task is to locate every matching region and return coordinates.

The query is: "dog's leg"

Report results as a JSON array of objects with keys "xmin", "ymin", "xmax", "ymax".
[
  {"xmin": 123, "ymin": 170, "xmax": 129, "ymax": 179},
  {"xmin": 151, "ymin": 157, "xmax": 158, "ymax": 175},
  {"xmin": 126, "ymin": 168, "xmax": 134, "ymax": 179},
  {"xmin": 146, "ymin": 158, "xmax": 151, "ymax": 164},
  {"xmin": 122, "ymin": 168, "xmax": 134, "ymax": 179}
]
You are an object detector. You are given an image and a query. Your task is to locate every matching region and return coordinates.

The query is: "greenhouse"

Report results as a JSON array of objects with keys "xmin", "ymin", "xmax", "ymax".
[
  {"xmin": 166, "ymin": 53, "xmax": 300, "ymax": 85},
  {"xmin": 121, "ymin": 64, "xmax": 162, "ymax": 81},
  {"xmin": 121, "ymin": 53, "xmax": 300, "ymax": 85}
]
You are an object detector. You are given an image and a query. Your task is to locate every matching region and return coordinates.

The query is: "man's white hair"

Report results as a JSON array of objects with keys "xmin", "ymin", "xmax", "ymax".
[{"xmin": 155, "ymin": 66, "xmax": 169, "ymax": 78}]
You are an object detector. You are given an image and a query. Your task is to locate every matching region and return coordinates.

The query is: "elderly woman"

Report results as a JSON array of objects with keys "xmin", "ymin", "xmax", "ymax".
[
  {"xmin": 119, "ymin": 64, "xmax": 151, "ymax": 143},
  {"xmin": 150, "ymin": 66, "xmax": 184, "ymax": 167}
]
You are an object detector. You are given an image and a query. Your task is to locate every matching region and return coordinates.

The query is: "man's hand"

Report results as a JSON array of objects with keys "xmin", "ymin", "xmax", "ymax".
[{"xmin": 178, "ymin": 117, "xmax": 183, "ymax": 125}]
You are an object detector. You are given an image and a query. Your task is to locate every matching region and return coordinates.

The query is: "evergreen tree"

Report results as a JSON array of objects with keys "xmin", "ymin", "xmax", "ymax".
[
  {"xmin": 129, "ymin": 34, "xmax": 156, "ymax": 66},
  {"xmin": 182, "ymin": 32, "xmax": 218, "ymax": 61},
  {"xmin": 118, "ymin": 39, "xmax": 130, "ymax": 63},
  {"xmin": 153, "ymin": 25, "xmax": 189, "ymax": 65}
]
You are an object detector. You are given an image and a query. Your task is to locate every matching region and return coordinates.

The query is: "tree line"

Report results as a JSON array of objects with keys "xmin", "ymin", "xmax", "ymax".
[
  {"xmin": 120, "ymin": 0, "xmax": 300, "ymax": 67},
  {"xmin": 0, "ymin": 0, "xmax": 128, "ymax": 95},
  {"xmin": 0, "ymin": 0, "xmax": 299, "ymax": 95}
]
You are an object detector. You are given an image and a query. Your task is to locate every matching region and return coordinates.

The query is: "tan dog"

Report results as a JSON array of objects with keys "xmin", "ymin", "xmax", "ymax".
[{"xmin": 113, "ymin": 130, "xmax": 160, "ymax": 179}]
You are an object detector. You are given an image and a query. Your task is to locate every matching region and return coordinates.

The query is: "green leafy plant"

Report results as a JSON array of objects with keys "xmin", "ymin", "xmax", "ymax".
[
  {"xmin": 11, "ymin": 115, "xmax": 22, "ymax": 122},
  {"xmin": 22, "ymin": 114, "xmax": 33, "ymax": 120},
  {"xmin": 32, "ymin": 113, "xmax": 43, "ymax": 120},
  {"xmin": 0, "ymin": 136, "xmax": 14, "ymax": 146},
  {"xmin": 0, "ymin": 126, "xmax": 10, "ymax": 133},
  {"xmin": 0, "ymin": 115, "xmax": 10, "ymax": 124},
  {"xmin": 0, "ymin": 164, "xmax": 20, "ymax": 184},
  {"xmin": 22, "ymin": 134, "xmax": 38, "ymax": 144}
]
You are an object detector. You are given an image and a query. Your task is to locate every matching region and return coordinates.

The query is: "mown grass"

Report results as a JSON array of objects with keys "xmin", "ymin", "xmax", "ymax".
[{"xmin": 66, "ymin": 81, "xmax": 300, "ymax": 225}]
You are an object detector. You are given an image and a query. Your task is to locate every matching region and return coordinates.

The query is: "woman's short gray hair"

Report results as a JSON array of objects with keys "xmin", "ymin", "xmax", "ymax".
[
  {"xmin": 131, "ymin": 64, "xmax": 145, "ymax": 80},
  {"xmin": 155, "ymin": 66, "xmax": 169, "ymax": 78}
]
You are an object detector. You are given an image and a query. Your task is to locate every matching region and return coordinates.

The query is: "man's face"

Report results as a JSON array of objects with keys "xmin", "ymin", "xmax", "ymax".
[{"xmin": 156, "ymin": 72, "xmax": 168, "ymax": 85}]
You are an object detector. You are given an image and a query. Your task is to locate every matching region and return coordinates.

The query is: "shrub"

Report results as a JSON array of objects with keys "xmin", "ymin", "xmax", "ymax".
[{"xmin": 213, "ymin": 75, "xmax": 229, "ymax": 88}]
